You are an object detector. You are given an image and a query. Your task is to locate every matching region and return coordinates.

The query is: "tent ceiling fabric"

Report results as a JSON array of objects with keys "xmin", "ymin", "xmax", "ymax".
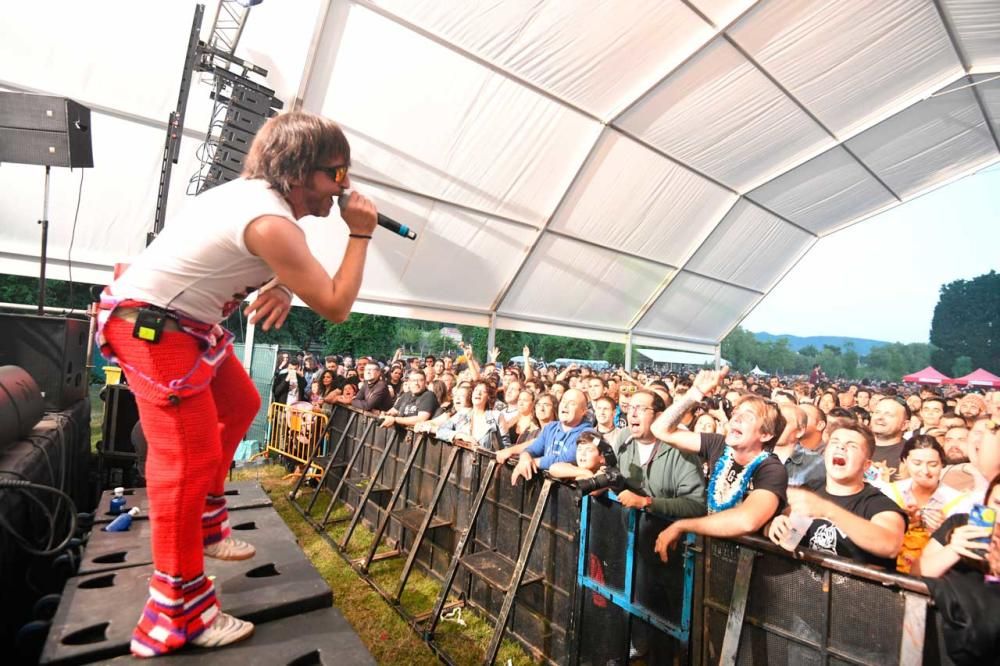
[{"xmin": 2, "ymin": 0, "xmax": 998, "ymax": 354}]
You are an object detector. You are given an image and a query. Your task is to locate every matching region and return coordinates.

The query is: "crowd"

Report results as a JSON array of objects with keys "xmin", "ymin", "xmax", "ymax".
[{"xmin": 271, "ymin": 347, "xmax": 1000, "ymax": 661}]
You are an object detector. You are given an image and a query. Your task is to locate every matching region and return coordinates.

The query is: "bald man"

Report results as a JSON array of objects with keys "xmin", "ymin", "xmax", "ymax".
[{"xmin": 496, "ymin": 388, "xmax": 591, "ymax": 485}]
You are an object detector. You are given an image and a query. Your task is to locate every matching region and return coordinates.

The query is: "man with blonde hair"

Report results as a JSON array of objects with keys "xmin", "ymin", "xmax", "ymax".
[{"xmin": 650, "ymin": 368, "xmax": 788, "ymax": 563}]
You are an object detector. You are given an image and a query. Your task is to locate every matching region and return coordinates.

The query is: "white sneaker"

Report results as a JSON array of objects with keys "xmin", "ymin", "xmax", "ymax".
[
  {"xmin": 190, "ymin": 612, "xmax": 254, "ymax": 648},
  {"xmin": 204, "ymin": 536, "xmax": 256, "ymax": 561}
]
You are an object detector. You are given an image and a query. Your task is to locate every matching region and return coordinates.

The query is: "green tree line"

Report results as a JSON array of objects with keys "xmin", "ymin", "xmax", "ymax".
[{"xmin": 3, "ymin": 270, "xmax": 995, "ymax": 380}]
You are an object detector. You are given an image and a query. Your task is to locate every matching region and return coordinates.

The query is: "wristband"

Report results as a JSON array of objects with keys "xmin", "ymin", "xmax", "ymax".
[{"xmin": 349, "ymin": 233, "xmax": 373, "ymax": 239}]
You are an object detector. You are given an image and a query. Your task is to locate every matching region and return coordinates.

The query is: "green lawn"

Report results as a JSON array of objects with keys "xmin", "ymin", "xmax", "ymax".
[{"xmin": 231, "ymin": 464, "xmax": 538, "ymax": 665}]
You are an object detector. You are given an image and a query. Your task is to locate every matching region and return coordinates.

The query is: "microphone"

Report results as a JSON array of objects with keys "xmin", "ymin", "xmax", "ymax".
[{"xmin": 337, "ymin": 190, "xmax": 417, "ymax": 240}]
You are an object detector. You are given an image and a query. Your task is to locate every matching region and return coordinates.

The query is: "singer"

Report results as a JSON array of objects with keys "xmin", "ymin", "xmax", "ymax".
[{"xmin": 95, "ymin": 111, "xmax": 378, "ymax": 657}]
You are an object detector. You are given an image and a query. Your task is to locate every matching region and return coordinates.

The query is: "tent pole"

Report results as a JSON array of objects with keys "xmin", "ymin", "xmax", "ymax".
[
  {"xmin": 243, "ymin": 319, "xmax": 256, "ymax": 372},
  {"xmin": 625, "ymin": 332, "xmax": 633, "ymax": 373},
  {"xmin": 715, "ymin": 345, "xmax": 721, "ymax": 371},
  {"xmin": 486, "ymin": 313, "xmax": 496, "ymax": 358}
]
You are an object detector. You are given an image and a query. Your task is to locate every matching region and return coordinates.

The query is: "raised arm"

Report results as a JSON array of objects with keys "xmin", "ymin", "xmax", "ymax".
[
  {"xmin": 523, "ymin": 346, "xmax": 534, "ymax": 381},
  {"xmin": 650, "ymin": 367, "xmax": 729, "ymax": 454}
]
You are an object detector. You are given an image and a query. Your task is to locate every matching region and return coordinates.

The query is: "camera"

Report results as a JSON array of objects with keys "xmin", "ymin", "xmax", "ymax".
[{"xmin": 576, "ymin": 467, "xmax": 628, "ymax": 494}]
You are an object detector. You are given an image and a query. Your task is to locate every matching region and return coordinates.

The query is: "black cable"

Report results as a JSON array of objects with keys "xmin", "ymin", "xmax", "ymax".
[
  {"xmin": 67, "ymin": 168, "xmax": 85, "ymax": 308},
  {"xmin": 0, "ymin": 480, "xmax": 78, "ymax": 557}
]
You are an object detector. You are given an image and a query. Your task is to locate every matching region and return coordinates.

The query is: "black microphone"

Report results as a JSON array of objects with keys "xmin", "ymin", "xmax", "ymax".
[{"xmin": 337, "ymin": 190, "xmax": 417, "ymax": 240}]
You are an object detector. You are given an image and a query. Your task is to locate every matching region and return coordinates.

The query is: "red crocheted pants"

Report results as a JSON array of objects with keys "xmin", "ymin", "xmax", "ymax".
[{"xmin": 102, "ymin": 317, "xmax": 260, "ymax": 655}]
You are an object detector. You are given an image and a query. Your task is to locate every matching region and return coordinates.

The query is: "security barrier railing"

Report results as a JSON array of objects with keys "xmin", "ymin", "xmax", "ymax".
[
  {"xmin": 257, "ymin": 402, "xmax": 328, "ymax": 478},
  {"xmin": 288, "ymin": 405, "xmax": 938, "ymax": 666}
]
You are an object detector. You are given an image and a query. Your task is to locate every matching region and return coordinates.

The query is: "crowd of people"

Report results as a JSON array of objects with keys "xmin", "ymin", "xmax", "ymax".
[{"xmin": 270, "ymin": 347, "xmax": 1000, "ymax": 660}]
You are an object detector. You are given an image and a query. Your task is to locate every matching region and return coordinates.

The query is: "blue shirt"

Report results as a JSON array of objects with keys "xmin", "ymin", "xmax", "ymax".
[{"xmin": 524, "ymin": 420, "xmax": 591, "ymax": 470}]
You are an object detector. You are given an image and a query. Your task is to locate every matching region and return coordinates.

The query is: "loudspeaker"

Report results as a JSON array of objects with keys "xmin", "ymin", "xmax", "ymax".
[
  {"xmin": 0, "ymin": 93, "xmax": 94, "ymax": 168},
  {"xmin": 100, "ymin": 384, "xmax": 138, "ymax": 456},
  {"xmin": 0, "ymin": 314, "xmax": 89, "ymax": 411}
]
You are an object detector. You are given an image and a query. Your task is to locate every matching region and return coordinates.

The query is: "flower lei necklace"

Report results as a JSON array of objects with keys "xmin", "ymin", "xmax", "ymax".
[{"xmin": 707, "ymin": 447, "xmax": 770, "ymax": 513}]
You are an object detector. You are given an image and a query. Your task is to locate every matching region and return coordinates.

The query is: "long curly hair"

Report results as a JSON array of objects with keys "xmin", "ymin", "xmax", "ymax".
[{"xmin": 242, "ymin": 111, "xmax": 351, "ymax": 195}]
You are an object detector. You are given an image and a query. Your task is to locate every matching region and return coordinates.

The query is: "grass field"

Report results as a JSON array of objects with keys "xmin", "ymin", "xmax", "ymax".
[{"xmin": 230, "ymin": 463, "xmax": 538, "ymax": 665}]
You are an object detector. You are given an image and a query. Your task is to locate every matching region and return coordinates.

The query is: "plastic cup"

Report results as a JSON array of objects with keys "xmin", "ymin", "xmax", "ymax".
[
  {"xmin": 103, "ymin": 365, "xmax": 122, "ymax": 385},
  {"xmin": 779, "ymin": 513, "xmax": 813, "ymax": 551}
]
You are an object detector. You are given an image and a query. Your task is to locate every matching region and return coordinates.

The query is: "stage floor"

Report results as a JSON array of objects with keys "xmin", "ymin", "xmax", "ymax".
[{"xmin": 40, "ymin": 480, "xmax": 375, "ymax": 665}]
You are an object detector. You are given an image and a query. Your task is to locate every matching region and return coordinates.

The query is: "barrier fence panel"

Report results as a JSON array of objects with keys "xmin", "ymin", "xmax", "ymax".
[
  {"xmin": 262, "ymin": 402, "xmax": 328, "ymax": 472},
  {"xmin": 285, "ymin": 405, "xmax": 944, "ymax": 666},
  {"xmin": 695, "ymin": 535, "xmax": 937, "ymax": 666},
  {"xmin": 575, "ymin": 493, "xmax": 695, "ymax": 665},
  {"xmin": 232, "ymin": 341, "xmax": 277, "ymax": 445}
]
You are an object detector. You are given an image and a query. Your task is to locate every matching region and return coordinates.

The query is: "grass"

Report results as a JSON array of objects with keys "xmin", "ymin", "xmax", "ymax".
[{"xmin": 231, "ymin": 463, "xmax": 538, "ymax": 666}]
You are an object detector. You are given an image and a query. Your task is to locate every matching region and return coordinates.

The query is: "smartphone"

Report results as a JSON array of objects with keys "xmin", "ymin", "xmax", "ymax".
[{"xmin": 969, "ymin": 504, "xmax": 997, "ymax": 545}]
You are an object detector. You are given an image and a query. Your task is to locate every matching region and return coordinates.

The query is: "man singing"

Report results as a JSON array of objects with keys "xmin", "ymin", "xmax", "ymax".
[{"xmin": 97, "ymin": 112, "xmax": 377, "ymax": 656}]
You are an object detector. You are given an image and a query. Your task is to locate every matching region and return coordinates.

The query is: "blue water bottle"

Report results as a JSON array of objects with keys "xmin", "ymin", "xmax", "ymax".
[
  {"xmin": 109, "ymin": 487, "xmax": 127, "ymax": 515},
  {"xmin": 104, "ymin": 507, "xmax": 140, "ymax": 532}
]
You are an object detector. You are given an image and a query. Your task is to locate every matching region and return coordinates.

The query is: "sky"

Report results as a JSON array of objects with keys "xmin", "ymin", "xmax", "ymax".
[{"xmin": 741, "ymin": 163, "xmax": 1000, "ymax": 345}]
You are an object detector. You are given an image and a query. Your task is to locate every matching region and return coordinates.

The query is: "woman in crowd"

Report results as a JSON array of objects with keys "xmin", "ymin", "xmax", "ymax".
[
  {"xmin": 436, "ymin": 380, "xmax": 510, "ymax": 450},
  {"xmin": 415, "ymin": 382, "xmax": 470, "ymax": 435},
  {"xmin": 818, "ymin": 391, "xmax": 837, "ymax": 415},
  {"xmin": 693, "ymin": 412, "xmax": 720, "ymax": 434},
  {"xmin": 315, "ymin": 369, "xmax": 340, "ymax": 417},
  {"xmin": 506, "ymin": 389, "xmax": 539, "ymax": 444},
  {"xmin": 429, "ymin": 379, "xmax": 453, "ymax": 419},
  {"xmin": 883, "ymin": 436, "xmax": 972, "ymax": 573}
]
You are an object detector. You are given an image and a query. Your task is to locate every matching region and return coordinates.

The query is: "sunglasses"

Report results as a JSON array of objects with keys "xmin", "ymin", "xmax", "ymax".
[{"xmin": 315, "ymin": 164, "xmax": 349, "ymax": 183}]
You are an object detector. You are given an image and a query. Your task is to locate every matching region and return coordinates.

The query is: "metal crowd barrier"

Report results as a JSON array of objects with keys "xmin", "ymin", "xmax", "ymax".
[
  {"xmin": 290, "ymin": 406, "xmax": 938, "ymax": 665},
  {"xmin": 256, "ymin": 402, "xmax": 329, "ymax": 477},
  {"xmin": 693, "ymin": 535, "xmax": 936, "ymax": 666}
]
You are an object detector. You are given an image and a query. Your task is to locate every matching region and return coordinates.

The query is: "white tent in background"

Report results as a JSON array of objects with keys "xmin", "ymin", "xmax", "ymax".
[
  {"xmin": 750, "ymin": 366, "xmax": 769, "ymax": 376},
  {"xmin": 2, "ymin": 1, "xmax": 999, "ymax": 356},
  {"xmin": 636, "ymin": 348, "xmax": 726, "ymax": 368}
]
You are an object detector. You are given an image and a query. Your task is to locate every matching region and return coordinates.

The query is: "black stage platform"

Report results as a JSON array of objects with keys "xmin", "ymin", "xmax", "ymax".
[{"xmin": 40, "ymin": 480, "xmax": 374, "ymax": 665}]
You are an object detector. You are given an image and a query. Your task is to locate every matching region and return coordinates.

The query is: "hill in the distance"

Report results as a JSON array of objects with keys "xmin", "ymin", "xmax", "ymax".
[{"xmin": 752, "ymin": 331, "xmax": 890, "ymax": 357}]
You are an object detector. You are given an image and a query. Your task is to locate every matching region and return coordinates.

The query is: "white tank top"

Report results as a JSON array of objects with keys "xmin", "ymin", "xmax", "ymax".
[{"xmin": 110, "ymin": 178, "xmax": 297, "ymax": 324}]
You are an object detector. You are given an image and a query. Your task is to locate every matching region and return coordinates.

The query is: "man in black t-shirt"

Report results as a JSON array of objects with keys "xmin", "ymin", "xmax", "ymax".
[
  {"xmin": 650, "ymin": 367, "xmax": 789, "ymax": 564},
  {"xmin": 867, "ymin": 397, "xmax": 910, "ymax": 486},
  {"xmin": 379, "ymin": 369, "xmax": 439, "ymax": 428},
  {"xmin": 769, "ymin": 423, "xmax": 907, "ymax": 570}
]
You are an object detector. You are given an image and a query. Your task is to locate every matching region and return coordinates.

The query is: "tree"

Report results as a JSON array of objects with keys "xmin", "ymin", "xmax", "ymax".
[
  {"xmin": 952, "ymin": 355, "xmax": 973, "ymax": 378},
  {"xmin": 930, "ymin": 270, "xmax": 1000, "ymax": 375}
]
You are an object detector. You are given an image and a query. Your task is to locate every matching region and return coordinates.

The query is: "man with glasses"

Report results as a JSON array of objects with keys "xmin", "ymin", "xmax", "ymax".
[
  {"xmin": 610, "ymin": 390, "xmax": 705, "ymax": 517},
  {"xmin": 99, "ymin": 111, "xmax": 378, "ymax": 656}
]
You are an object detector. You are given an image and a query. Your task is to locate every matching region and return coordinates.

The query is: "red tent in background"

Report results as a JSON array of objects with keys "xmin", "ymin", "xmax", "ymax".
[
  {"xmin": 901, "ymin": 366, "xmax": 951, "ymax": 385},
  {"xmin": 945, "ymin": 368, "xmax": 1000, "ymax": 388}
]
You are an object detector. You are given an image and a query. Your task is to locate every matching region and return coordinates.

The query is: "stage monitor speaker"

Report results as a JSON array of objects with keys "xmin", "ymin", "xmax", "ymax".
[
  {"xmin": 0, "ymin": 314, "xmax": 89, "ymax": 411},
  {"xmin": 101, "ymin": 384, "xmax": 138, "ymax": 456},
  {"xmin": 0, "ymin": 92, "xmax": 94, "ymax": 168}
]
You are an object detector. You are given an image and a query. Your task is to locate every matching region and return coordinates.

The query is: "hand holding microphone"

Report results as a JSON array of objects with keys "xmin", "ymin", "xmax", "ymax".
[{"xmin": 338, "ymin": 189, "xmax": 417, "ymax": 240}]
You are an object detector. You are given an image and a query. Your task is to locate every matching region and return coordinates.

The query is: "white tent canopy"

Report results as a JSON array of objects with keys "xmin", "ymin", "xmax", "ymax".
[
  {"xmin": 3, "ymin": 0, "xmax": 999, "ymax": 355},
  {"xmin": 636, "ymin": 348, "xmax": 726, "ymax": 367}
]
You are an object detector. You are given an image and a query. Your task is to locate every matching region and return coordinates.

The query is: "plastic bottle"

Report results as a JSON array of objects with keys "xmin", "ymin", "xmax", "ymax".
[
  {"xmin": 109, "ymin": 487, "xmax": 127, "ymax": 515},
  {"xmin": 104, "ymin": 507, "xmax": 140, "ymax": 532}
]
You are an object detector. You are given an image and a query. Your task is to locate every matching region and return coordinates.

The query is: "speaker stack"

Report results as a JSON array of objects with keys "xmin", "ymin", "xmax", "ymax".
[
  {"xmin": 0, "ymin": 314, "xmax": 89, "ymax": 412},
  {"xmin": 0, "ymin": 92, "xmax": 94, "ymax": 168},
  {"xmin": 201, "ymin": 81, "xmax": 282, "ymax": 192}
]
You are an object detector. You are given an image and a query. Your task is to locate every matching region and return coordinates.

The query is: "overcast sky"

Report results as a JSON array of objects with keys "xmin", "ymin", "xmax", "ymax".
[{"xmin": 742, "ymin": 164, "xmax": 1000, "ymax": 345}]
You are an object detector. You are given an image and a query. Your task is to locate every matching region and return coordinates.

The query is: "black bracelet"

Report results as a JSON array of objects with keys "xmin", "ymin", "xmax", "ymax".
[{"xmin": 349, "ymin": 233, "xmax": 372, "ymax": 239}]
